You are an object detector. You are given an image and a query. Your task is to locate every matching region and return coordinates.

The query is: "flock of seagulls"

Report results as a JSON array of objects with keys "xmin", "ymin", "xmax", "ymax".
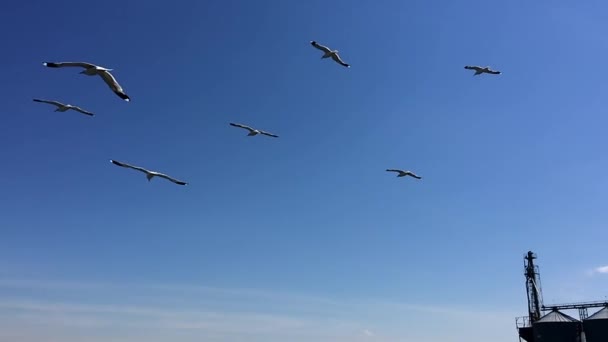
[{"xmin": 35, "ymin": 40, "xmax": 501, "ymax": 186}]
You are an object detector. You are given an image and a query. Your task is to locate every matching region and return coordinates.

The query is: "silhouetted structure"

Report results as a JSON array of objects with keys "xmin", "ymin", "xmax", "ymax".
[
  {"xmin": 533, "ymin": 309, "xmax": 580, "ymax": 342},
  {"xmin": 515, "ymin": 251, "xmax": 607, "ymax": 342},
  {"xmin": 583, "ymin": 306, "xmax": 608, "ymax": 342}
]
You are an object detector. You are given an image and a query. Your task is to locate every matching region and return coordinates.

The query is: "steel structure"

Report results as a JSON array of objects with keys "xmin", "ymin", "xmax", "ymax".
[
  {"xmin": 542, "ymin": 301, "xmax": 608, "ymax": 321},
  {"xmin": 516, "ymin": 251, "xmax": 608, "ymax": 342},
  {"xmin": 525, "ymin": 251, "xmax": 543, "ymax": 324}
]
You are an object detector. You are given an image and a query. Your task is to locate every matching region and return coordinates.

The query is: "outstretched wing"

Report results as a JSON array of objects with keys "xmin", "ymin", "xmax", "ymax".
[
  {"xmin": 156, "ymin": 173, "xmax": 188, "ymax": 185},
  {"xmin": 331, "ymin": 53, "xmax": 350, "ymax": 68},
  {"xmin": 43, "ymin": 61, "xmax": 98, "ymax": 69},
  {"xmin": 259, "ymin": 130, "xmax": 279, "ymax": 138},
  {"xmin": 230, "ymin": 122, "xmax": 256, "ymax": 132},
  {"xmin": 465, "ymin": 66, "xmax": 484, "ymax": 75},
  {"xmin": 404, "ymin": 171, "xmax": 422, "ymax": 179},
  {"xmin": 310, "ymin": 41, "xmax": 332, "ymax": 54},
  {"xmin": 99, "ymin": 70, "xmax": 130, "ymax": 101},
  {"xmin": 33, "ymin": 98, "xmax": 64, "ymax": 108},
  {"xmin": 110, "ymin": 159, "xmax": 150, "ymax": 174},
  {"xmin": 386, "ymin": 169, "xmax": 403, "ymax": 173},
  {"xmin": 71, "ymin": 106, "xmax": 95, "ymax": 116},
  {"xmin": 487, "ymin": 69, "xmax": 501, "ymax": 74}
]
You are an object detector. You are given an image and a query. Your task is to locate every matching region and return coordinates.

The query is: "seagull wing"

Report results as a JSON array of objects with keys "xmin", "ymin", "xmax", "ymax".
[
  {"xmin": 259, "ymin": 130, "xmax": 279, "ymax": 138},
  {"xmin": 310, "ymin": 41, "xmax": 332, "ymax": 54},
  {"xmin": 404, "ymin": 171, "xmax": 422, "ymax": 179},
  {"xmin": 466, "ymin": 66, "xmax": 483, "ymax": 75},
  {"xmin": 43, "ymin": 61, "xmax": 98, "ymax": 69},
  {"xmin": 386, "ymin": 169, "xmax": 403, "ymax": 173},
  {"xmin": 331, "ymin": 53, "xmax": 350, "ymax": 67},
  {"xmin": 487, "ymin": 69, "xmax": 501, "ymax": 74},
  {"xmin": 70, "ymin": 105, "xmax": 95, "ymax": 116},
  {"xmin": 230, "ymin": 123, "xmax": 256, "ymax": 133},
  {"xmin": 33, "ymin": 98, "xmax": 65, "ymax": 108},
  {"xmin": 155, "ymin": 173, "xmax": 188, "ymax": 185},
  {"xmin": 99, "ymin": 70, "xmax": 130, "ymax": 101},
  {"xmin": 110, "ymin": 160, "xmax": 150, "ymax": 174}
]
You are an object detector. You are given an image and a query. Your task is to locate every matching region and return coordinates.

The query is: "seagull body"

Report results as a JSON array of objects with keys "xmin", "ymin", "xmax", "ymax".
[
  {"xmin": 310, "ymin": 41, "xmax": 350, "ymax": 68},
  {"xmin": 33, "ymin": 98, "xmax": 94, "ymax": 116},
  {"xmin": 229, "ymin": 123, "xmax": 279, "ymax": 138},
  {"xmin": 386, "ymin": 169, "xmax": 422, "ymax": 179},
  {"xmin": 464, "ymin": 65, "xmax": 501, "ymax": 75},
  {"xmin": 43, "ymin": 61, "xmax": 130, "ymax": 101},
  {"xmin": 110, "ymin": 160, "xmax": 187, "ymax": 185}
]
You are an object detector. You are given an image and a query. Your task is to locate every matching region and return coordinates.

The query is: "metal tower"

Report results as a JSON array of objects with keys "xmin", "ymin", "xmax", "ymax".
[{"xmin": 525, "ymin": 251, "xmax": 543, "ymax": 323}]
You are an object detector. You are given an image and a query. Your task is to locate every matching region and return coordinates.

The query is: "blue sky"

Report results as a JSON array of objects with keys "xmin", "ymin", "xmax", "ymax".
[{"xmin": 1, "ymin": 0, "xmax": 607, "ymax": 341}]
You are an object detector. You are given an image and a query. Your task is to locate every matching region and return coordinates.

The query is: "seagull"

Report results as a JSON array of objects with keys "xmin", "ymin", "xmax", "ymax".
[
  {"xmin": 229, "ymin": 123, "xmax": 279, "ymax": 138},
  {"xmin": 33, "ymin": 98, "xmax": 94, "ymax": 116},
  {"xmin": 310, "ymin": 41, "xmax": 350, "ymax": 68},
  {"xmin": 386, "ymin": 169, "xmax": 422, "ymax": 179},
  {"xmin": 43, "ymin": 62, "xmax": 130, "ymax": 101},
  {"xmin": 110, "ymin": 160, "xmax": 188, "ymax": 185},
  {"xmin": 464, "ymin": 65, "xmax": 501, "ymax": 75}
]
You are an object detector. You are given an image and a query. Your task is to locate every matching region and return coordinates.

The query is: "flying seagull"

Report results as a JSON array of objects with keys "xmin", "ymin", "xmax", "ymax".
[
  {"xmin": 229, "ymin": 123, "xmax": 279, "ymax": 138},
  {"xmin": 386, "ymin": 169, "xmax": 422, "ymax": 179},
  {"xmin": 464, "ymin": 65, "xmax": 501, "ymax": 75},
  {"xmin": 33, "ymin": 98, "xmax": 94, "ymax": 116},
  {"xmin": 310, "ymin": 41, "xmax": 350, "ymax": 68},
  {"xmin": 110, "ymin": 160, "xmax": 188, "ymax": 185},
  {"xmin": 43, "ymin": 62, "xmax": 130, "ymax": 101}
]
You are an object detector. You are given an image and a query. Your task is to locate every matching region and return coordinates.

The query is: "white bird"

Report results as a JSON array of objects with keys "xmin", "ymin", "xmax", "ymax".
[
  {"xmin": 43, "ymin": 61, "xmax": 130, "ymax": 101},
  {"xmin": 229, "ymin": 123, "xmax": 279, "ymax": 138},
  {"xmin": 386, "ymin": 169, "xmax": 422, "ymax": 179},
  {"xmin": 110, "ymin": 160, "xmax": 188, "ymax": 185},
  {"xmin": 33, "ymin": 98, "xmax": 94, "ymax": 116},
  {"xmin": 464, "ymin": 65, "xmax": 501, "ymax": 76},
  {"xmin": 310, "ymin": 41, "xmax": 350, "ymax": 68}
]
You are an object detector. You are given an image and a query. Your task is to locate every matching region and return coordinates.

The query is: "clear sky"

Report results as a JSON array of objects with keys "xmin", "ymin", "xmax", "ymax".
[{"xmin": 1, "ymin": 0, "xmax": 607, "ymax": 341}]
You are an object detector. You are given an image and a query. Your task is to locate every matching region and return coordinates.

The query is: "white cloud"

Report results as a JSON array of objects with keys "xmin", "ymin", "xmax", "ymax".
[
  {"xmin": 594, "ymin": 265, "xmax": 608, "ymax": 274},
  {"xmin": 0, "ymin": 277, "xmax": 518, "ymax": 342}
]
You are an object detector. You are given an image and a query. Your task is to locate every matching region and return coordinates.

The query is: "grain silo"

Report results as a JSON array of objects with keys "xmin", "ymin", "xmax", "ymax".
[
  {"xmin": 533, "ymin": 308, "xmax": 581, "ymax": 342},
  {"xmin": 583, "ymin": 305, "xmax": 608, "ymax": 342}
]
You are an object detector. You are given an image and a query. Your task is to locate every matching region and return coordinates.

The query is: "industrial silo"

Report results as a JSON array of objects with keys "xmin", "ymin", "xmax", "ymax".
[
  {"xmin": 583, "ymin": 306, "xmax": 608, "ymax": 342},
  {"xmin": 533, "ymin": 309, "xmax": 581, "ymax": 342}
]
